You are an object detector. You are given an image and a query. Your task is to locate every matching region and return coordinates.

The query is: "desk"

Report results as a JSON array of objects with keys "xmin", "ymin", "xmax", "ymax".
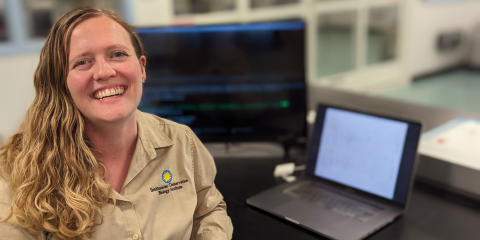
[
  {"xmin": 215, "ymin": 157, "xmax": 480, "ymax": 240},
  {"xmin": 214, "ymin": 87, "xmax": 480, "ymax": 239}
]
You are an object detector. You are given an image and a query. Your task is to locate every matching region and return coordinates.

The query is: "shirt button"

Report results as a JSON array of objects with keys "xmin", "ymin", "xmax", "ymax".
[{"xmin": 132, "ymin": 234, "xmax": 139, "ymax": 240}]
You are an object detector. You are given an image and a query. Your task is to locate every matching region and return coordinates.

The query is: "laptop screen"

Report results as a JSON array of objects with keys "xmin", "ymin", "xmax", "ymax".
[{"xmin": 307, "ymin": 105, "xmax": 422, "ymax": 206}]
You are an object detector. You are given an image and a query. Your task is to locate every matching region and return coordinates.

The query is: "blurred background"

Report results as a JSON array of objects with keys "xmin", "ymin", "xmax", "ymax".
[{"xmin": 1, "ymin": 0, "xmax": 480, "ymax": 145}]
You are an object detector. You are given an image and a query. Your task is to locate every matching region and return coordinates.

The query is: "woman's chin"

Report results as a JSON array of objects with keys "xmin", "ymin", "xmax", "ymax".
[{"xmin": 88, "ymin": 109, "xmax": 136, "ymax": 125}]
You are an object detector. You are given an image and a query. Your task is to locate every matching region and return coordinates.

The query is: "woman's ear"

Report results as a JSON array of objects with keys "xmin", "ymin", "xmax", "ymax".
[{"xmin": 140, "ymin": 56, "xmax": 147, "ymax": 79}]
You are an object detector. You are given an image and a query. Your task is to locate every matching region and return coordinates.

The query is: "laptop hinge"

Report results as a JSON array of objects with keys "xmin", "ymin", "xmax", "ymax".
[{"xmin": 285, "ymin": 216, "xmax": 300, "ymax": 225}]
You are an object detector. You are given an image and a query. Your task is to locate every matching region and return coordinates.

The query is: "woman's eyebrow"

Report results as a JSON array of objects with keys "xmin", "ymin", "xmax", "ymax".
[
  {"xmin": 68, "ymin": 44, "xmax": 130, "ymax": 65},
  {"xmin": 106, "ymin": 44, "xmax": 129, "ymax": 51}
]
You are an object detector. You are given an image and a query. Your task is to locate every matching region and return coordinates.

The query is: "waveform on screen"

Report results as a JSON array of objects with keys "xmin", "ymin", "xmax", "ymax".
[{"xmin": 141, "ymin": 82, "xmax": 305, "ymax": 103}]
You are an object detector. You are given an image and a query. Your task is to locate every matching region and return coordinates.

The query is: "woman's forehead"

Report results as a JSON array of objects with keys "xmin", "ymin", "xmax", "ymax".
[{"xmin": 69, "ymin": 16, "xmax": 133, "ymax": 55}]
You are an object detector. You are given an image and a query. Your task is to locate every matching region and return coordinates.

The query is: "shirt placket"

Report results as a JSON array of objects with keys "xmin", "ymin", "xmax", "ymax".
[
  {"xmin": 110, "ymin": 188, "xmax": 142, "ymax": 240},
  {"xmin": 117, "ymin": 199, "xmax": 142, "ymax": 240}
]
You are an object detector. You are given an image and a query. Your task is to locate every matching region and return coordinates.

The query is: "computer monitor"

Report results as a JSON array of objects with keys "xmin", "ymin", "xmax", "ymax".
[{"xmin": 136, "ymin": 20, "xmax": 307, "ymax": 144}]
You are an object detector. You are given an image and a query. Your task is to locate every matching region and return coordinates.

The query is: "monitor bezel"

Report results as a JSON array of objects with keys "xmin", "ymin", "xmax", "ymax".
[{"xmin": 136, "ymin": 20, "xmax": 308, "ymax": 145}]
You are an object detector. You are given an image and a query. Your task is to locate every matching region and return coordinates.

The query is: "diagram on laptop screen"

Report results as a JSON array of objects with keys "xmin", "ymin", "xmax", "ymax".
[{"xmin": 314, "ymin": 108, "xmax": 408, "ymax": 200}]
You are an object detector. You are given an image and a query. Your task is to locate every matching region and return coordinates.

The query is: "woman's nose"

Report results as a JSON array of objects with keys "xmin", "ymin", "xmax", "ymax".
[{"xmin": 93, "ymin": 59, "xmax": 116, "ymax": 81}]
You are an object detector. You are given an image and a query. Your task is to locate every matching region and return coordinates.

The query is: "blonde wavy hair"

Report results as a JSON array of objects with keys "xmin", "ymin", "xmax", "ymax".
[{"xmin": 0, "ymin": 7, "xmax": 145, "ymax": 240}]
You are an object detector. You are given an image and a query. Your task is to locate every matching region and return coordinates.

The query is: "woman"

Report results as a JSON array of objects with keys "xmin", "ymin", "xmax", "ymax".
[{"xmin": 0, "ymin": 7, "xmax": 233, "ymax": 240}]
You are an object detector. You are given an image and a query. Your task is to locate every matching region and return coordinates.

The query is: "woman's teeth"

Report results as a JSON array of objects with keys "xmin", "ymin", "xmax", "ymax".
[{"xmin": 94, "ymin": 87, "xmax": 125, "ymax": 100}]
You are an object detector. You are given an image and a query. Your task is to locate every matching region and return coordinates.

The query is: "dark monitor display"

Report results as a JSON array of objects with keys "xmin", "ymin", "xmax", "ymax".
[{"xmin": 137, "ymin": 21, "xmax": 307, "ymax": 143}]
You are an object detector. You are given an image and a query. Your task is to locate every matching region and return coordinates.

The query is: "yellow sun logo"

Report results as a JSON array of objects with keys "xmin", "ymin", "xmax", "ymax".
[{"xmin": 162, "ymin": 170, "xmax": 172, "ymax": 183}]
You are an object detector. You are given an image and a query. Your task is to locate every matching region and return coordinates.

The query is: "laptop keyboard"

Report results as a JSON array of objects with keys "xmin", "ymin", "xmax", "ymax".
[{"xmin": 284, "ymin": 182, "xmax": 383, "ymax": 222}]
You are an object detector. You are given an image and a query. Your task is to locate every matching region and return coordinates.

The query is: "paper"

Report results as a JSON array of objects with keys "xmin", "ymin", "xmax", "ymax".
[{"xmin": 419, "ymin": 119, "xmax": 480, "ymax": 170}]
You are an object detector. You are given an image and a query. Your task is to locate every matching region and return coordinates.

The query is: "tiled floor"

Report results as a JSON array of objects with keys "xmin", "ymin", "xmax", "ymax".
[{"xmin": 379, "ymin": 69, "xmax": 480, "ymax": 114}]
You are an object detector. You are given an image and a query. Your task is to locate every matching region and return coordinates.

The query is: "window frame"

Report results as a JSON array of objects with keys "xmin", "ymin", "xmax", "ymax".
[{"xmin": 0, "ymin": 0, "xmax": 133, "ymax": 56}]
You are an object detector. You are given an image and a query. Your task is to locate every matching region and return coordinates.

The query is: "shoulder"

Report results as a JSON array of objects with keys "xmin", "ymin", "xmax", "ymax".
[
  {"xmin": 0, "ymin": 176, "xmax": 12, "ymax": 220},
  {"xmin": 0, "ymin": 175, "xmax": 12, "ymax": 205},
  {"xmin": 137, "ymin": 110, "xmax": 196, "ymax": 142}
]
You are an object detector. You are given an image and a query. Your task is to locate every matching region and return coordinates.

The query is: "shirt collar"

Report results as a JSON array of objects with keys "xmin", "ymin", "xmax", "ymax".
[
  {"xmin": 136, "ymin": 110, "xmax": 174, "ymax": 161},
  {"xmin": 118, "ymin": 111, "xmax": 173, "ymax": 195}
]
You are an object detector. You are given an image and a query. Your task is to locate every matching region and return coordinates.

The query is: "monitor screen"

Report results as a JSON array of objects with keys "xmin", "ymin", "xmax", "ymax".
[{"xmin": 137, "ymin": 21, "xmax": 307, "ymax": 143}]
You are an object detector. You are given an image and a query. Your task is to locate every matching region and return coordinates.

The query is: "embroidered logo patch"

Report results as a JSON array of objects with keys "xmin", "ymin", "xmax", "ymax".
[
  {"xmin": 150, "ymin": 178, "xmax": 189, "ymax": 196},
  {"xmin": 162, "ymin": 170, "xmax": 172, "ymax": 183}
]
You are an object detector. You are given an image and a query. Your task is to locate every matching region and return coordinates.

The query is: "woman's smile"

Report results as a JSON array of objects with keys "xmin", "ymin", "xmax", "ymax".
[{"xmin": 92, "ymin": 85, "xmax": 127, "ymax": 100}]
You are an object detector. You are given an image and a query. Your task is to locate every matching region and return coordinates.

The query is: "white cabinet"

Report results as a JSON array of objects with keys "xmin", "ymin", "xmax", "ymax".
[{"xmin": 310, "ymin": 0, "xmax": 410, "ymax": 93}]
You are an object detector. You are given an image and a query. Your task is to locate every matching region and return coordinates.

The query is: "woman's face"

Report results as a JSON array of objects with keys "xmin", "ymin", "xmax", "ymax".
[{"xmin": 67, "ymin": 16, "xmax": 146, "ymax": 126}]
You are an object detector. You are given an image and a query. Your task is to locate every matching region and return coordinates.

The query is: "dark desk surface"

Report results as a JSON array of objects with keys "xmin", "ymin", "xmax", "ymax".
[
  {"xmin": 214, "ymin": 87, "xmax": 480, "ymax": 239},
  {"xmin": 215, "ymin": 157, "xmax": 480, "ymax": 240}
]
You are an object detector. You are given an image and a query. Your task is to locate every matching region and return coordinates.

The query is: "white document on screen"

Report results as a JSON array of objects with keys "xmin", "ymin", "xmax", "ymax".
[
  {"xmin": 419, "ymin": 119, "xmax": 480, "ymax": 170},
  {"xmin": 314, "ymin": 108, "xmax": 408, "ymax": 200}
]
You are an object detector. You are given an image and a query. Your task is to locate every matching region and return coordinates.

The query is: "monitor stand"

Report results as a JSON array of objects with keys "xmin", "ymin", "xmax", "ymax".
[
  {"xmin": 204, "ymin": 142, "xmax": 306, "ymax": 161},
  {"xmin": 205, "ymin": 142, "xmax": 284, "ymax": 159}
]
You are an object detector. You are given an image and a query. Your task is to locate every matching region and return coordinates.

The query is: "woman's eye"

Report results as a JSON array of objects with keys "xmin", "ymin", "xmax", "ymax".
[
  {"xmin": 74, "ymin": 60, "xmax": 87, "ymax": 68},
  {"xmin": 113, "ymin": 52, "xmax": 127, "ymax": 58}
]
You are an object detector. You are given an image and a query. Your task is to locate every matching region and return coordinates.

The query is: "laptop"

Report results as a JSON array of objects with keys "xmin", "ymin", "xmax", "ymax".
[{"xmin": 247, "ymin": 104, "xmax": 422, "ymax": 240}]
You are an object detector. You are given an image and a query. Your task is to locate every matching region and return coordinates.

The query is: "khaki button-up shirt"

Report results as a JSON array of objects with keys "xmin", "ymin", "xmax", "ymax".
[{"xmin": 0, "ymin": 110, "xmax": 233, "ymax": 240}]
